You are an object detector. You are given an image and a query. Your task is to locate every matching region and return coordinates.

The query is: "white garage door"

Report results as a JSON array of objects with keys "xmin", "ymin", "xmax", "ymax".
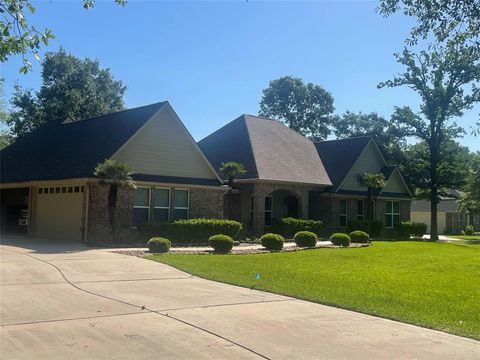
[{"xmin": 35, "ymin": 185, "xmax": 84, "ymax": 241}]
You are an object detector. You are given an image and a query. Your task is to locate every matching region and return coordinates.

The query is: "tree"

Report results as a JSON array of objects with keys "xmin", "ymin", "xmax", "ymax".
[
  {"xmin": 8, "ymin": 48, "xmax": 126, "ymax": 137},
  {"xmin": 219, "ymin": 161, "xmax": 246, "ymax": 188},
  {"xmin": 0, "ymin": 78, "xmax": 12, "ymax": 149},
  {"xmin": 380, "ymin": 42, "xmax": 480, "ymax": 240},
  {"xmin": 94, "ymin": 159, "xmax": 136, "ymax": 243},
  {"xmin": 332, "ymin": 111, "xmax": 407, "ymax": 167},
  {"xmin": 259, "ymin": 76, "xmax": 335, "ymax": 141},
  {"xmin": 0, "ymin": 0, "xmax": 126, "ymax": 73},
  {"xmin": 358, "ymin": 172, "xmax": 385, "ymax": 220},
  {"xmin": 460, "ymin": 152, "xmax": 480, "ymax": 212}
]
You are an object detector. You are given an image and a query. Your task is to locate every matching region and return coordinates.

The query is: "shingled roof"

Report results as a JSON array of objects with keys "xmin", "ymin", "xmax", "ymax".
[
  {"xmin": 314, "ymin": 137, "xmax": 372, "ymax": 189},
  {"xmin": 1, "ymin": 102, "xmax": 166, "ymax": 183},
  {"xmin": 198, "ymin": 114, "xmax": 332, "ymax": 186}
]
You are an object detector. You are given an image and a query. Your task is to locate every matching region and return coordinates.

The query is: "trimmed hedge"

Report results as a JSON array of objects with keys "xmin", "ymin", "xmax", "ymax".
[
  {"xmin": 139, "ymin": 218, "xmax": 242, "ymax": 245},
  {"xmin": 294, "ymin": 231, "xmax": 317, "ymax": 247},
  {"xmin": 270, "ymin": 218, "xmax": 322, "ymax": 238},
  {"xmin": 349, "ymin": 230, "xmax": 370, "ymax": 243},
  {"xmin": 330, "ymin": 233, "xmax": 351, "ymax": 247},
  {"xmin": 348, "ymin": 220, "xmax": 384, "ymax": 238},
  {"xmin": 395, "ymin": 221, "xmax": 427, "ymax": 239},
  {"xmin": 208, "ymin": 234, "xmax": 234, "ymax": 253},
  {"xmin": 147, "ymin": 237, "xmax": 171, "ymax": 253},
  {"xmin": 260, "ymin": 233, "xmax": 284, "ymax": 251}
]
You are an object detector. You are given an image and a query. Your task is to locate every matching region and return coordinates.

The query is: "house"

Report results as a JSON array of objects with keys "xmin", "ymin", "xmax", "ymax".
[
  {"xmin": 199, "ymin": 114, "xmax": 412, "ymax": 235},
  {"xmin": 0, "ymin": 102, "xmax": 225, "ymax": 242},
  {"xmin": 411, "ymin": 189, "xmax": 480, "ymax": 234}
]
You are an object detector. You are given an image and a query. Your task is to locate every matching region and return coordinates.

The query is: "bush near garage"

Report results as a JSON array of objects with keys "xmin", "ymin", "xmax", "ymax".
[{"xmin": 147, "ymin": 237, "xmax": 171, "ymax": 253}]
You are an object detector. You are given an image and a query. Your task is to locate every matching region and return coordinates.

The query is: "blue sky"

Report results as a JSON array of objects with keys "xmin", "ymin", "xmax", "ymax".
[{"xmin": 3, "ymin": 0, "xmax": 479, "ymax": 151}]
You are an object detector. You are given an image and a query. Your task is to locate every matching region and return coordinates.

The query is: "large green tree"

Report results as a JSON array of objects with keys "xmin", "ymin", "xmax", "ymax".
[
  {"xmin": 259, "ymin": 76, "xmax": 335, "ymax": 140},
  {"xmin": 8, "ymin": 48, "xmax": 126, "ymax": 137},
  {"xmin": 0, "ymin": 0, "xmax": 126, "ymax": 73},
  {"xmin": 460, "ymin": 152, "xmax": 480, "ymax": 213},
  {"xmin": 379, "ymin": 42, "xmax": 480, "ymax": 240},
  {"xmin": 332, "ymin": 111, "xmax": 407, "ymax": 168},
  {"xmin": 0, "ymin": 78, "xmax": 12, "ymax": 149}
]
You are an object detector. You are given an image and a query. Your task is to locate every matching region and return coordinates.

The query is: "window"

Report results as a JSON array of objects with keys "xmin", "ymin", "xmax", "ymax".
[
  {"xmin": 38, "ymin": 188, "xmax": 43, "ymax": 194},
  {"xmin": 340, "ymin": 199, "xmax": 347, "ymax": 227},
  {"xmin": 385, "ymin": 201, "xmax": 400, "ymax": 228},
  {"xmin": 173, "ymin": 189, "xmax": 189, "ymax": 220},
  {"xmin": 357, "ymin": 200, "xmax": 364, "ymax": 221},
  {"xmin": 133, "ymin": 187, "xmax": 150, "ymax": 226},
  {"xmin": 250, "ymin": 196, "xmax": 254, "ymax": 221},
  {"xmin": 264, "ymin": 196, "xmax": 273, "ymax": 226},
  {"xmin": 153, "ymin": 188, "xmax": 170, "ymax": 222}
]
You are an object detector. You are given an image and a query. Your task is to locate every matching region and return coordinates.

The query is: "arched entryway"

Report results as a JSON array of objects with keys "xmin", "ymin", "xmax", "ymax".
[{"xmin": 268, "ymin": 189, "xmax": 301, "ymax": 223}]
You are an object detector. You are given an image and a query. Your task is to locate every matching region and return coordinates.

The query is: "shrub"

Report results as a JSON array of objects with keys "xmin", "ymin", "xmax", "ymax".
[
  {"xmin": 330, "ymin": 233, "xmax": 351, "ymax": 247},
  {"xmin": 412, "ymin": 222, "xmax": 427, "ymax": 238},
  {"xmin": 138, "ymin": 218, "xmax": 242, "ymax": 245},
  {"xmin": 260, "ymin": 233, "xmax": 284, "ymax": 251},
  {"xmin": 147, "ymin": 237, "xmax": 171, "ymax": 253},
  {"xmin": 349, "ymin": 230, "xmax": 370, "ymax": 243},
  {"xmin": 270, "ymin": 218, "xmax": 322, "ymax": 238},
  {"xmin": 294, "ymin": 231, "xmax": 317, "ymax": 247},
  {"xmin": 473, "ymin": 232, "xmax": 480, "ymax": 236},
  {"xmin": 330, "ymin": 233, "xmax": 351, "ymax": 246},
  {"xmin": 347, "ymin": 220, "xmax": 383, "ymax": 238},
  {"xmin": 208, "ymin": 234, "xmax": 234, "ymax": 253},
  {"xmin": 463, "ymin": 225, "xmax": 475, "ymax": 236}
]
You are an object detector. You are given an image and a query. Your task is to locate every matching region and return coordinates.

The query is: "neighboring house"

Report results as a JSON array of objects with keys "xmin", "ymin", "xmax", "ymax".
[
  {"xmin": 411, "ymin": 189, "xmax": 480, "ymax": 234},
  {"xmin": 0, "ymin": 102, "xmax": 225, "ymax": 242},
  {"xmin": 199, "ymin": 115, "xmax": 412, "ymax": 235}
]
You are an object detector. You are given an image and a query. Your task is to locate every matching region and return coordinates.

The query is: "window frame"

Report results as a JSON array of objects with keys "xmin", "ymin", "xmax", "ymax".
[
  {"xmin": 264, "ymin": 195, "xmax": 273, "ymax": 226},
  {"xmin": 173, "ymin": 188, "xmax": 190, "ymax": 220},
  {"xmin": 357, "ymin": 199, "xmax": 364, "ymax": 221},
  {"xmin": 133, "ymin": 186, "xmax": 151, "ymax": 224},
  {"xmin": 339, "ymin": 199, "xmax": 348, "ymax": 227},
  {"xmin": 385, "ymin": 200, "xmax": 400, "ymax": 228},
  {"xmin": 153, "ymin": 187, "xmax": 171, "ymax": 222}
]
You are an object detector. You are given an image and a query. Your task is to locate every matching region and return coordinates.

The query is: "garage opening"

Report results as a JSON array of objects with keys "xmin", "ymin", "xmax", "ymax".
[{"xmin": 1, "ymin": 188, "xmax": 30, "ymax": 236}]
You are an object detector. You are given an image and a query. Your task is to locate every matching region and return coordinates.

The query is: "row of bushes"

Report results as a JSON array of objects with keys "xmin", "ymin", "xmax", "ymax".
[
  {"xmin": 269, "ymin": 218, "xmax": 322, "ymax": 238},
  {"xmin": 395, "ymin": 221, "xmax": 427, "ymax": 239},
  {"xmin": 139, "ymin": 218, "xmax": 242, "ymax": 245},
  {"xmin": 330, "ymin": 230, "xmax": 370, "ymax": 247}
]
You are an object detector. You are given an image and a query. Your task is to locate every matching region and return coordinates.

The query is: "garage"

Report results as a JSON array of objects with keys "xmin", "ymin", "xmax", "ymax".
[
  {"xmin": 0, "ymin": 188, "xmax": 30, "ymax": 236},
  {"xmin": 35, "ymin": 185, "xmax": 85, "ymax": 241}
]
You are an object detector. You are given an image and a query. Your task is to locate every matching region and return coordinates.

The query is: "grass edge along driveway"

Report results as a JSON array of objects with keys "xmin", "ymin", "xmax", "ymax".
[{"xmin": 147, "ymin": 241, "xmax": 480, "ymax": 340}]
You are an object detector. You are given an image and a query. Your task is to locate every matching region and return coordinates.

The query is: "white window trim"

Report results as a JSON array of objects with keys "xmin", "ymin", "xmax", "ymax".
[
  {"xmin": 265, "ymin": 195, "xmax": 273, "ymax": 226},
  {"xmin": 357, "ymin": 199, "xmax": 364, "ymax": 221},
  {"xmin": 174, "ymin": 188, "xmax": 190, "ymax": 219},
  {"xmin": 340, "ymin": 199, "xmax": 348, "ymax": 227},
  {"xmin": 385, "ymin": 200, "xmax": 400, "ymax": 228},
  {"xmin": 133, "ymin": 186, "xmax": 151, "ymax": 221},
  {"xmin": 154, "ymin": 187, "xmax": 171, "ymax": 221}
]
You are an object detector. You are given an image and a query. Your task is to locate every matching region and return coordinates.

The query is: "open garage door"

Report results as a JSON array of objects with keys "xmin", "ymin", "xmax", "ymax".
[
  {"xmin": 35, "ymin": 185, "xmax": 84, "ymax": 241},
  {"xmin": 1, "ymin": 188, "xmax": 29, "ymax": 236}
]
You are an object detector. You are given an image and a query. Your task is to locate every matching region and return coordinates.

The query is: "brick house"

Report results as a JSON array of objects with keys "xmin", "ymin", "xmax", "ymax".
[
  {"xmin": 199, "ymin": 114, "xmax": 412, "ymax": 235},
  {"xmin": 1, "ymin": 102, "xmax": 225, "ymax": 242}
]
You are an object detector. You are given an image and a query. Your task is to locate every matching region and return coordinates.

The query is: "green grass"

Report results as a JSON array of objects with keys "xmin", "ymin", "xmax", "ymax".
[
  {"xmin": 449, "ymin": 235, "xmax": 480, "ymax": 241},
  {"xmin": 147, "ymin": 241, "xmax": 480, "ymax": 340}
]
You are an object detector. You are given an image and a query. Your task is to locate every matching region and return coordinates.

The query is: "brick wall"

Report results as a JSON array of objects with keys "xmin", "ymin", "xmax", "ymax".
[
  {"xmin": 189, "ymin": 188, "xmax": 224, "ymax": 219},
  {"xmin": 87, "ymin": 183, "xmax": 134, "ymax": 243}
]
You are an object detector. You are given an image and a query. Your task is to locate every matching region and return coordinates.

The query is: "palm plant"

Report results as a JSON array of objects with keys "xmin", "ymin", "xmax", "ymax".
[
  {"xmin": 358, "ymin": 172, "xmax": 385, "ymax": 220},
  {"xmin": 94, "ymin": 159, "xmax": 136, "ymax": 243}
]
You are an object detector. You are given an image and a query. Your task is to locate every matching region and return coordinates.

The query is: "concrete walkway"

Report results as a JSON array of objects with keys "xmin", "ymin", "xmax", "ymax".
[{"xmin": 1, "ymin": 237, "xmax": 479, "ymax": 359}]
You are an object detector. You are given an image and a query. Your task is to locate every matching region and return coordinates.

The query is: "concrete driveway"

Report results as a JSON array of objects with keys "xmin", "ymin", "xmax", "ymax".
[{"xmin": 1, "ymin": 238, "xmax": 479, "ymax": 360}]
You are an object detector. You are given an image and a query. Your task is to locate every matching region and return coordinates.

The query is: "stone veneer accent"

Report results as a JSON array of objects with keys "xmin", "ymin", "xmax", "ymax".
[{"xmin": 87, "ymin": 183, "xmax": 134, "ymax": 243}]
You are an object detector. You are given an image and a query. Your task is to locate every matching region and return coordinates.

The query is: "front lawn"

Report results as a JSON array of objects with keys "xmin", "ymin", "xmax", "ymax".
[{"xmin": 147, "ymin": 241, "xmax": 480, "ymax": 340}]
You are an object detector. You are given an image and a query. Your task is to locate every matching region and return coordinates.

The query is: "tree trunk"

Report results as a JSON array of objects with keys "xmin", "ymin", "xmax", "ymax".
[
  {"xmin": 429, "ymin": 141, "xmax": 439, "ymax": 241},
  {"xmin": 108, "ymin": 184, "xmax": 118, "ymax": 243}
]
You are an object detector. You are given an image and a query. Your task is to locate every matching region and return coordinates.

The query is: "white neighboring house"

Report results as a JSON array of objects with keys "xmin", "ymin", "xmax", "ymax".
[{"xmin": 411, "ymin": 189, "xmax": 478, "ymax": 234}]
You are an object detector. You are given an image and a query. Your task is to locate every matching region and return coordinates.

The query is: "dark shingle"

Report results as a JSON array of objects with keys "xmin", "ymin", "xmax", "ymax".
[
  {"xmin": 314, "ymin": 137, "xmax": 372, "ymax": 189},
  {"xmin": 199, "ymin": 115, "xmax": 332, "ymax": 186},
  {"xmin": 1, "ymin": 102, "xmax": 166, "ymax": 183}
]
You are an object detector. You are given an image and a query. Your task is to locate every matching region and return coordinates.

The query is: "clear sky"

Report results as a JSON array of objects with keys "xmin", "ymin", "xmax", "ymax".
[{"xmin": 2, "ymin": 0, "xmax": 479, "ymax": 151}]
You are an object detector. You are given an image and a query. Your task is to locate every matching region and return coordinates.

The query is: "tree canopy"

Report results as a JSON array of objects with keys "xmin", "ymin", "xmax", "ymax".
[
  {"xmin": 0, "ymin": 0, "xmax": 126, "ymax": 73},
  {"xmin": 259, "ymin": 76, "xmax": 335, "ymax": 141},
  {"xmin": 7, "ymin": 48, "xmax": 126, "ymax": 137}
]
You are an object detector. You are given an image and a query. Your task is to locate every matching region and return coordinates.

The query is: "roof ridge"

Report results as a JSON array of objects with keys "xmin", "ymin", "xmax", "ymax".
[
  {"xmin": 314, "ymin": 136, "xmax": 372, "ymax": 144},
  {"xmin": 61, "ymin": 101, "xmax": 166, "ymax": 125}
]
